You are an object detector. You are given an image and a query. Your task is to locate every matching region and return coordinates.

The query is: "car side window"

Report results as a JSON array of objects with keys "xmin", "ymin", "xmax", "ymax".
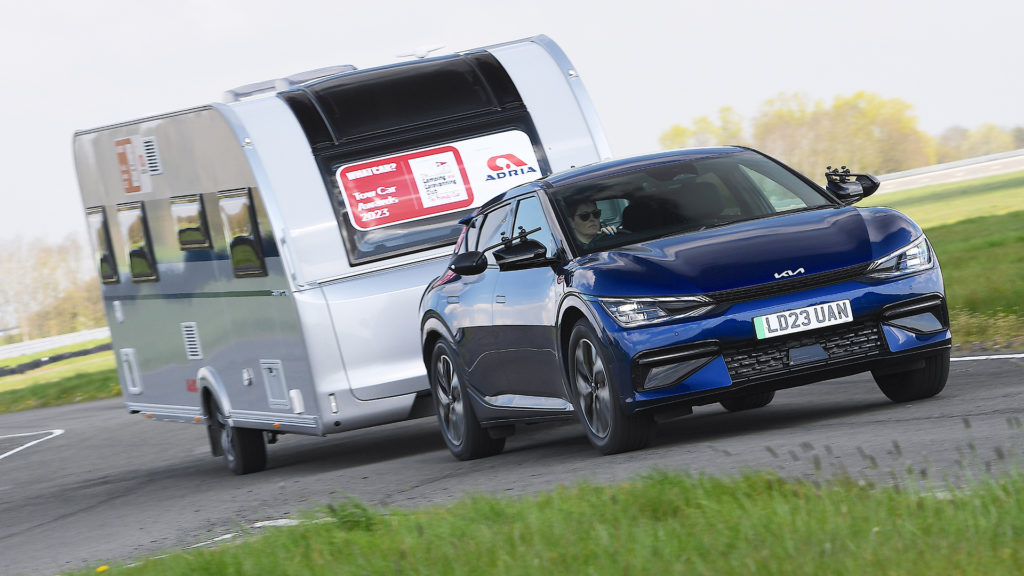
[
  {"xmin": 737, "ymin": 164, "xmax": 829, "ymax": 213},
  {"xmin": 476, "ymin": 203, "xmax": 512, "ymax": 265},
  {"xmin": 511, "ymin": 196, "xmax": 557, "ymax": 257}
]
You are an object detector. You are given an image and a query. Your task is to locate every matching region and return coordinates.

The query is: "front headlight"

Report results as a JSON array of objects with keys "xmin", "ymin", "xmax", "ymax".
[
  {"xmin": 600, "ymin": 296, "xmax": 715, "ymax": 327},
  {"xmin": 867, "ymin": 236, "xmax": 934, "ymax": 278}
]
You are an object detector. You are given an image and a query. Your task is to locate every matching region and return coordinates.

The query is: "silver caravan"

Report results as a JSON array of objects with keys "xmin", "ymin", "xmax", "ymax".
[{"xmin": 74, "ymin": 36, "xmax": 610, "ymax": 474}]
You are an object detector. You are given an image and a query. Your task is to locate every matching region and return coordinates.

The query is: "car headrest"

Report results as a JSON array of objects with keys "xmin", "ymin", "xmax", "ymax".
[
  {"xmin": 679, "ymin": 182, "xmax": 724, "ymax": 221},
  {"xmin": 621, "ymin": 201, "xmax": 666, "ymax": 232}
]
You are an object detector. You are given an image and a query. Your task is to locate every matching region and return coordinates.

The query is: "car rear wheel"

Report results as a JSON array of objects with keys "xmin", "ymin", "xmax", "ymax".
[
  {"xmin": 568, "ymin": 320, "xmax": 653, "ymax": 455},
  {"xmin": 872, "ymin": 349, "xmax": 950, "ymax": 403},
  {"xmin": 209, "ymin": 397, "xmax": 266, "ymax": 475},
  {"xmin": 430, "ymin": 340, "xmax": 505, "ymax": 460},
  {"xmin": 720, "ymin": 390, "xmax": 775, "ymax": 412}
]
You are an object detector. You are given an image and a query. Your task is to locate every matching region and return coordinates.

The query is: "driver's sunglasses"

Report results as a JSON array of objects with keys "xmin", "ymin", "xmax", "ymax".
[{"xmin": 575, "ymin": 209, "xmax": 602, "ymax": 222}]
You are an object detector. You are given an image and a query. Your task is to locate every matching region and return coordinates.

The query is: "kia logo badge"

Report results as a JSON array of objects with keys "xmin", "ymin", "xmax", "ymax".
[{"xmin": 774, "ymin": 268, "xmax": 805, "ymax": 279}]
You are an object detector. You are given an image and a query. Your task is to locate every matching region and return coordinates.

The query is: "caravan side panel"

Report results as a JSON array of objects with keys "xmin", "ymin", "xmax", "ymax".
[{"xmin": 74, "ymin": 107, "xmax": 322, "ymax": 434}]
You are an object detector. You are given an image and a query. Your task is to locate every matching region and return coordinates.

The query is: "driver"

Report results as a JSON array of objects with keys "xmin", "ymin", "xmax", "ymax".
[{"xmin": 567, "ymin": 199, "xmax": 618, "ymax": 247}]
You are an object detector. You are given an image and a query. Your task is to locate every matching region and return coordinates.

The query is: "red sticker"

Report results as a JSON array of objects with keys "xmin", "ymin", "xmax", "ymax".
[{"xmin": 338, "ymin": 146, "xmax": 475, "ymax": 230}]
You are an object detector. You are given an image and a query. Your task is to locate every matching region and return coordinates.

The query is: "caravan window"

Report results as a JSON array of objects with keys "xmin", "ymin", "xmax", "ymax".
[
  {"xmin": 170, "ymin": 195, "xmax": 211, "ymax": 250},
  {"xmin": 85, "ymin": 207, "xmax": 119, "ymax": 283},
  {"xmin": 217, "ymin": 189, "xmax": 267, "ymax": 277},
  {"xmin": 116, "ymin": 202, "xmax": 158, "ymax": 282}
]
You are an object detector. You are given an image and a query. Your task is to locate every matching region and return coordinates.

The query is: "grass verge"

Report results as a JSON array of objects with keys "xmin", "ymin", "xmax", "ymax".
[
  {"xmin": 78, "ymin": 470, "xmax": 1024, "ymax": 575},
  {"xmin": 927, "ymin": 211, "xmax": 1024, "ymax": 348},
  {"xmin": 863, "ymin": 170, "xmax": 1024, "ymax": 228},
  {"xmin": 0, "ymin": 365, "xmax": 119, "ymax": 414},
  {"xmin": 0, "ymin": 350, "xmax": 115, "ymax": 394},
  {"xmin": 0, "ymin": 337, "xmax": 111, "ymax": 369}
]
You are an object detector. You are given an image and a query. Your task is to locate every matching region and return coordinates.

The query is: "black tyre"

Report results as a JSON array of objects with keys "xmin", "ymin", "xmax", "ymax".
[
  {"xmin": 430, "ymin": 340, "xmax": 505, "ymax": 460},
  {"xmin": 209, "ymin": 397, "xmax": 267, "ymax": 475},
  {"xmin": 568, "ymin": 320, "xmax": 653, "ymax": 455},
  {"xmin": 720, "ymin": 390, "xmax": 775, "ymax": 412},
  {"xmin": 873, "ymin": 349, "xmax": 950, "ymax": 403}
]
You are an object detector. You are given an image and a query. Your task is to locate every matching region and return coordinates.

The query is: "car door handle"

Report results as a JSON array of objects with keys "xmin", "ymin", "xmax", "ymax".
[{"xmin": 495, "ymin": 295, "xmax": 506, "ymax": 304}]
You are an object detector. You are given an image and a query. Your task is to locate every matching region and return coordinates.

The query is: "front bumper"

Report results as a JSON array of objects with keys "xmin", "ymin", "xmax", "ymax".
[{"xmin": 590, "ymin": 268, "xmax": 952, "ymax": 413}]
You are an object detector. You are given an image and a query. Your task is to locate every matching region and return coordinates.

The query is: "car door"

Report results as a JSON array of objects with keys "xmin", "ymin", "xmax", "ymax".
[
  {"xmin": 445, "ymin": 203, "xmax": 511, "ymax": 388},
  {"xmin": 484, "ymin": 195, "xmax": 566, "ymax": 402}
]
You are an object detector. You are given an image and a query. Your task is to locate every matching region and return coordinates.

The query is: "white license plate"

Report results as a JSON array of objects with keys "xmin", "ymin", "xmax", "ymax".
[{"xmin": 753, "ymin": 300, "xmax": 853, "ymax": 340}]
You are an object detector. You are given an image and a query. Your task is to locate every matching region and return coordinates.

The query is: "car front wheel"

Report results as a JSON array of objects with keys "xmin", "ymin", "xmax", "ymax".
[
  {"xmin": 568, "ymin": 320, "xmax": 653, "ymax": 455},
  {"xmin": 872, "ymin": 349, "xmax": 950, "ymax": 403},
  {"xmin": 430, "ymin": 340, "xmax": 505, "ymax": 460}
]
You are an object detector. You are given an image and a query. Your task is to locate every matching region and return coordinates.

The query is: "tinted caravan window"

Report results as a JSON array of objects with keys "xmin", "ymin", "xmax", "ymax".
[
  {"xmin": 85, "ymin": 206, "xmax": 118, "ymax": 283},
  {"xmin": 170, "ymin": 195, "xmax": 211, "ymax": 250},
  {"xmin": 217, "ymin": 189, "xmax": 267, "ymax": 278},
  {"xmin": 116, "ymin": 202, "xmax": 158, "ymax": 282}
]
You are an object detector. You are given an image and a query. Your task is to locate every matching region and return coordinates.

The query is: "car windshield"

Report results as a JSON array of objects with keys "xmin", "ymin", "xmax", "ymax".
[{"xmin": 550, "ymin": 150, "xmax": 834, "ymax": 255}]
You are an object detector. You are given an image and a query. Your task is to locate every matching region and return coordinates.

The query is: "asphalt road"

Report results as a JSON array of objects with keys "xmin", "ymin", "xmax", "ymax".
[{"xmin": 1, "ymin": 354, "xmax": 1022, "ymax": 576}]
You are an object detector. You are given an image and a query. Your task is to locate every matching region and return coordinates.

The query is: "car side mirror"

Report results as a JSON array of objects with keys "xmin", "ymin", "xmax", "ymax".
[
  {"xmin": 825, "ymin": 166, "xmax": 880, "ymax": 205},
  {"xmin": 449, "ymin": 251, "xmax": 487, "ymax": 276},
  {"xmin": 493, "ymin": 239, "xmax": 549, "ymax": 271}
]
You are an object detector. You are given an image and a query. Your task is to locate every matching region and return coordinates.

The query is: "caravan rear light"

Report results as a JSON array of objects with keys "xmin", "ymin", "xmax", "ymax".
[{"xmin": 329, "ymin": 393, "xmax": 339, "ymax": 414}]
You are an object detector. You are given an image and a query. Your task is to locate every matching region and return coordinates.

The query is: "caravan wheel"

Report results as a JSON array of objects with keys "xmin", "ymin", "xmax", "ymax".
[{"xmin": 209, "ymin": 398, "xmax": 267, "ymax": 475}]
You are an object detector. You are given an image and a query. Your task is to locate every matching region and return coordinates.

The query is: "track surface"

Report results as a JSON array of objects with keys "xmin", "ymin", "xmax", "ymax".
[{"xmin": 1, "ymin": 355, "xmax": 1021, "ymax": 575}]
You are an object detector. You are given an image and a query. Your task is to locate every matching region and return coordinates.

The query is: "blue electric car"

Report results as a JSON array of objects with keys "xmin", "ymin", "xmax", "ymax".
[{"xmin": 419, "ymin": 147, "xmax": 951, "ymax": 459}]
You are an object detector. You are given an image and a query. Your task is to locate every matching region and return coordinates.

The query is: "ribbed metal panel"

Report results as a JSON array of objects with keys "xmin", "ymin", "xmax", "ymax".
[
  {"xmin": 141, "ymin": 136, "xmax": 163, "ymax": 175},
  {"xmin": 180, "ymin": 322, "xmax": 203, "ymax": 360}
]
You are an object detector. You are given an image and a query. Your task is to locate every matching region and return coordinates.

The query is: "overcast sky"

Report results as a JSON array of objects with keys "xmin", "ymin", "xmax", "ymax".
[{"xmin": 2, "ymin": 0, "xmax": 1022, "ymax": 247}]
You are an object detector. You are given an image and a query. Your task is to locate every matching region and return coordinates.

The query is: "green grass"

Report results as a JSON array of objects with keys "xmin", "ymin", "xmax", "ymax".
[
  {"xmin": 0, "ymin": 337, "xmax": 110, "ymax": 369},
  {"xmin": 927, "ymin": 211, "xmax": 1024, "ymax": 315},
  {"xmin": 0, "ymin": 365, "xmax": 119, "ymax": 414},
  {"xmin": 76, "ymin": 470, "xmax": 1024, "ymax": 575},
  {"xmin": 924, "ymin": 211, "xmax": 1024, "ymax": 347},
  {"xmin": 863, "ymin": 170, "xmax": 1024, "ymax": 229},
  {"xmin": 0, "ymin": 350, "xmax": 115, "ymax": 394}
]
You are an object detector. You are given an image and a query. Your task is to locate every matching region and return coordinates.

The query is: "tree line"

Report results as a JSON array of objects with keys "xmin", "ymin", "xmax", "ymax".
[
  {"xmin": 659, "ymin": 91, "xmax": 1024, "ymax": 180},
  {"xmin": 0, "ymin": 236, "xmax": 105, "ymax": 343}
]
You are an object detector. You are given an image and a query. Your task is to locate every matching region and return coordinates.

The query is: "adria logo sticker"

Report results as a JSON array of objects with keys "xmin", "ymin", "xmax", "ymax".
[
  {"xmin": 485, "ymin": 154, "xmax": 537, "ymax": 181},
  {"xmin": 487, "ymin": 154, "xmax": 527, "ymax": 171}
]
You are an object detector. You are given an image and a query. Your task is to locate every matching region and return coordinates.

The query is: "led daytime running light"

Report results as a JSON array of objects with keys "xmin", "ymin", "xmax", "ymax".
[
  {"xmin": 601, "ymin": 296, "xmax": 714, "ymax": 327},
  {"xmin": 868, "ymin": 237, "xmax": 934, "ymax": 278}
]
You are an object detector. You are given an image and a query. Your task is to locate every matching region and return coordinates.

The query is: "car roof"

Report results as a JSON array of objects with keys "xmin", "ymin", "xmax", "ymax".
[
  {"xmin": 472, "ymin": 146, "xmax": 750, "ymax": 216},
  {"xmin": 544, "ymin": 146, "xmax": 747, "ymax": 187}
]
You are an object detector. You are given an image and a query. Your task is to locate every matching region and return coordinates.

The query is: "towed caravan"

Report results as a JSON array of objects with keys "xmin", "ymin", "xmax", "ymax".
[{"xmin": 73, "ymin": 36, "xmax": 610, "ymax": 474}]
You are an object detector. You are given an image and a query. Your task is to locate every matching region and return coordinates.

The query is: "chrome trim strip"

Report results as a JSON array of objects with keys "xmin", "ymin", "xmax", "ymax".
[
  {"xmin": 481, "ymin": 394, "xmax": 574, "ymax": 411},
  {"xmin": 637, "ymin": 345, "xmax": 720, "ymax": 366},
  {"xmin": 126, "ymin": 403, "xmax": 202, "ymax": 420},
  {"xmin": 228, "ymin": 409, "xmax": 320, "ymax": 429},
  {"xmin": 881, "ymin": 296, "xmax": 944, "ymax": 319}
]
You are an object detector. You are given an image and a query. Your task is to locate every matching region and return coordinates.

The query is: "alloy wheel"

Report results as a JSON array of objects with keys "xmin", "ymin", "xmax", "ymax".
[
  {"xmin": 435, "ymin": 353, "xmax": 465, "ymax": 446},
  {"xmin": 574, "ymin": 338, "xmax": 612, "ymax": 438}
]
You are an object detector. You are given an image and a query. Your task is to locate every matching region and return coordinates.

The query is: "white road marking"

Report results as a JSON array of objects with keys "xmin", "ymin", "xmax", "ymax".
[
  {"xmin": 952, "ymin": 353, "xmax": 1024, "ymax": 362},
  {"xmin": 0, "ymin": 429, "xmax": 65, "ymax": 462}
]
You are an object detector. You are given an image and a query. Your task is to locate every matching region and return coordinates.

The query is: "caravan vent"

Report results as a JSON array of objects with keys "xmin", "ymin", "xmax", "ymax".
[
  {"xmin": 141, "ymin": 137, "xmax": 163, "ymax": 175},
  {"xmin": 181, "ymin": 322, "xmax": 203, "ymax": 360}
]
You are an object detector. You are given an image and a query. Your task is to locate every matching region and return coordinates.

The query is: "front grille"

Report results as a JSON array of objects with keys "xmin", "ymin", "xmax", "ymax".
[
  {"xmin": 706, "ymin": 263, "xmax": 870, "ymax": 304},
  {"xmin": 723, "ymin": 321, "xmax": 882, "ymax": 381}
]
